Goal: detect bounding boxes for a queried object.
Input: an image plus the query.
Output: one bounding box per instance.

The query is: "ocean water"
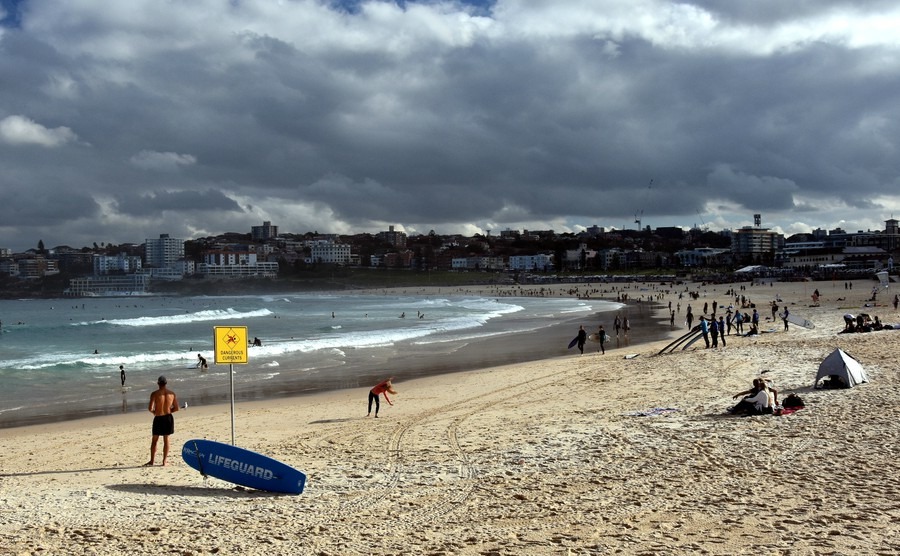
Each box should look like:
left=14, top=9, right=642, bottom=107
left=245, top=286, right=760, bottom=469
left=0, top=293, right=620, bottom=427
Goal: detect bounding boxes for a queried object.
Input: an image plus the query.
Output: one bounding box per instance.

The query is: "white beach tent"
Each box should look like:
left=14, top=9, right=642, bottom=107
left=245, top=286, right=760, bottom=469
left=814, top=348, right=870, bottom=388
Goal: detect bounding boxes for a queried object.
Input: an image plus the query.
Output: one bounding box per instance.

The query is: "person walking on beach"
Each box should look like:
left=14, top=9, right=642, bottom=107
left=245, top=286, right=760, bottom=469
left=119, top=365, right=126, bottom=387
left=614, top=315, right=621, bottom=337
left=576, top=325, right=587, bottom=355
left=709, top=316, right=719, bottom=348
left=596, top=325, right=608, bottom=354
left=782, top=307, right=790, bottom=331
left=146, top=376, right=178, bottom=466
left=718, top=316, right=727, bottom=348
left=367, top=377, right=397, bottom=418
left=686, top=307, right=694, bottom=329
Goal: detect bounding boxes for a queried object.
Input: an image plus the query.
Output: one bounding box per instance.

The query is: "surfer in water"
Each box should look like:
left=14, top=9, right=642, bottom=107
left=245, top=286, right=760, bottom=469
left=119, top=365, right=126, bottom=387
left=196, top=353, right=208, bottom=370
left=367, top=378, right=397, bottom=418
left=146, top=376, right=179, bottom=466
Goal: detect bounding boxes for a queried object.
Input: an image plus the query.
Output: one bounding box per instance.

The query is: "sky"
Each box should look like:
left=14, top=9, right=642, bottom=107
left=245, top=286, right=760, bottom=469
left=2, top=0, right=900, bottom=252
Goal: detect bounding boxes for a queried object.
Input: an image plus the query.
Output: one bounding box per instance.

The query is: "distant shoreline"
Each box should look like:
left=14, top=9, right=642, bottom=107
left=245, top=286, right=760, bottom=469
left=0, top=268, right=692, bottom=299
left=0, top=294, right=672, bottom=429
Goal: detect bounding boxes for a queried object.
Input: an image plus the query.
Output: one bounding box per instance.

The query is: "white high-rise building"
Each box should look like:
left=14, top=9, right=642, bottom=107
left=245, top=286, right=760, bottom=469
left=309, top=240, right=352, bottom=264
left=144, top=234, right=184, bottom=268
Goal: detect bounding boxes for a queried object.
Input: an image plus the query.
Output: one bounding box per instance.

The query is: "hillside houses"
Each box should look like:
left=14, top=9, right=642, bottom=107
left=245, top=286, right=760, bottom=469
left=1, top=217, right=898, bottom=296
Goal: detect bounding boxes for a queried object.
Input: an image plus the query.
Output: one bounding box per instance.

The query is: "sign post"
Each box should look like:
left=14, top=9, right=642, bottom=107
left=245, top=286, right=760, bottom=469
left=213, top=326, right=248, bottom=445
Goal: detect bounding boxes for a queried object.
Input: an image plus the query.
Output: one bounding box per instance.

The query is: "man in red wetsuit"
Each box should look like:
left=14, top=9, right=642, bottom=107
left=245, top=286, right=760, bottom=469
left=367, top=378, right=397, bottom=418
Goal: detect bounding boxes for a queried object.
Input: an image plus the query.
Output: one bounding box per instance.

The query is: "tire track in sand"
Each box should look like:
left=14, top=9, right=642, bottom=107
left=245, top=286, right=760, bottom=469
left=301, top=367, right=581, bottom=530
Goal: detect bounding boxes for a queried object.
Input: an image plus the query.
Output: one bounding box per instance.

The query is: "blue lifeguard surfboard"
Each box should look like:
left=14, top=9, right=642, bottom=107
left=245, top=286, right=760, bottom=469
left=182, top=439, right=307, bottom=494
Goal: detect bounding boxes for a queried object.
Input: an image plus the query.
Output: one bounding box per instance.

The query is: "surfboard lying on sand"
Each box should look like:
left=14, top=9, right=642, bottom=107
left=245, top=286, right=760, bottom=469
left=785, top=313, right=815, bottom=329
left=182, top=439, right=307, bottom=494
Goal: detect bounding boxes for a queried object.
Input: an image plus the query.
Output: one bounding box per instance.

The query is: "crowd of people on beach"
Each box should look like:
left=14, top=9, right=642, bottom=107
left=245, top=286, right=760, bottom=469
left=841, top=312, right=899, bottom=333
left=131, top=277, right=892, bottom=467
left=571, top=312, right=633, bottom=356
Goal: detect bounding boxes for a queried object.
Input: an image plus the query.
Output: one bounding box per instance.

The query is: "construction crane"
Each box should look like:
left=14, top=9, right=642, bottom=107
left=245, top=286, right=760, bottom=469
left=696, top=210, right=708, bottom=231
left=634, top=179, right=652, bottom=231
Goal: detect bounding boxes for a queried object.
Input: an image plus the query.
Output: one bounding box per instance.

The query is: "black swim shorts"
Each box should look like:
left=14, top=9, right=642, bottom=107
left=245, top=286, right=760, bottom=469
left=152, top=414, right=175, bottom=436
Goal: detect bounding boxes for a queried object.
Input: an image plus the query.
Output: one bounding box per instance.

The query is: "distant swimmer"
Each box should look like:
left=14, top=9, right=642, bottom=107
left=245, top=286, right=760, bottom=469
left=120, top=365, right=126, bottom=387
left=400, top=312, right=405, bottom=318
left=367, top=377, right=397, bottom=418
left=196, top=353, right=208, bottom=370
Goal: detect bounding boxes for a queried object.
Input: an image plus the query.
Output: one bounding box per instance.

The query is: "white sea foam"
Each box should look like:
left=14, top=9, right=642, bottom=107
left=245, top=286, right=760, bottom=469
left=0, top=292, right=623, bottom=426
left=95, top=308, right=274, bottom=327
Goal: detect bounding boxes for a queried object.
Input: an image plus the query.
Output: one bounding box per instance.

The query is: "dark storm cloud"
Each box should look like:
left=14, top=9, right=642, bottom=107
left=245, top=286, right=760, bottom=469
left=0, top=182, right=99, bottom=224
left=115, top=189, right=244, bottom=217
left=0, top=0, right=898, bottom=250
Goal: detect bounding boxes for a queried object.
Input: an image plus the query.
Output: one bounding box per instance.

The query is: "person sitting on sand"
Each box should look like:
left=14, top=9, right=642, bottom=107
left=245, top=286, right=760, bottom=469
left=730, top=379, right=776, bottom=415
left=367, top=377, right=397, bottom=418
left=732, top=378, right=778, bottom=405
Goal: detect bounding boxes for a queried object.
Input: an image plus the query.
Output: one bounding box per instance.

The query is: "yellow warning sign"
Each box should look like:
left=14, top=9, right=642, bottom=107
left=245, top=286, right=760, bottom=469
left=214, top=326, right=248, bottom=364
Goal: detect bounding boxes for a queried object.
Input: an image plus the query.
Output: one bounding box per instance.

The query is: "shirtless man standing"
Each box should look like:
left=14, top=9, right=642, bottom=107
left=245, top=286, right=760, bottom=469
left=146, top=376, right=178, bottom=466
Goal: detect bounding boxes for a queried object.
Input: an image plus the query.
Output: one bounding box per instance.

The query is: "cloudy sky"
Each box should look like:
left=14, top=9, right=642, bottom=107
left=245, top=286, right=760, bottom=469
left=2, top=0, right=899, bottom=252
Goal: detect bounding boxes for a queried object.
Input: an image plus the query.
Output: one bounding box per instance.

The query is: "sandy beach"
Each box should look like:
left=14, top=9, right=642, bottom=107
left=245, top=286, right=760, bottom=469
left=2, top=278, right=900, bottom=555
